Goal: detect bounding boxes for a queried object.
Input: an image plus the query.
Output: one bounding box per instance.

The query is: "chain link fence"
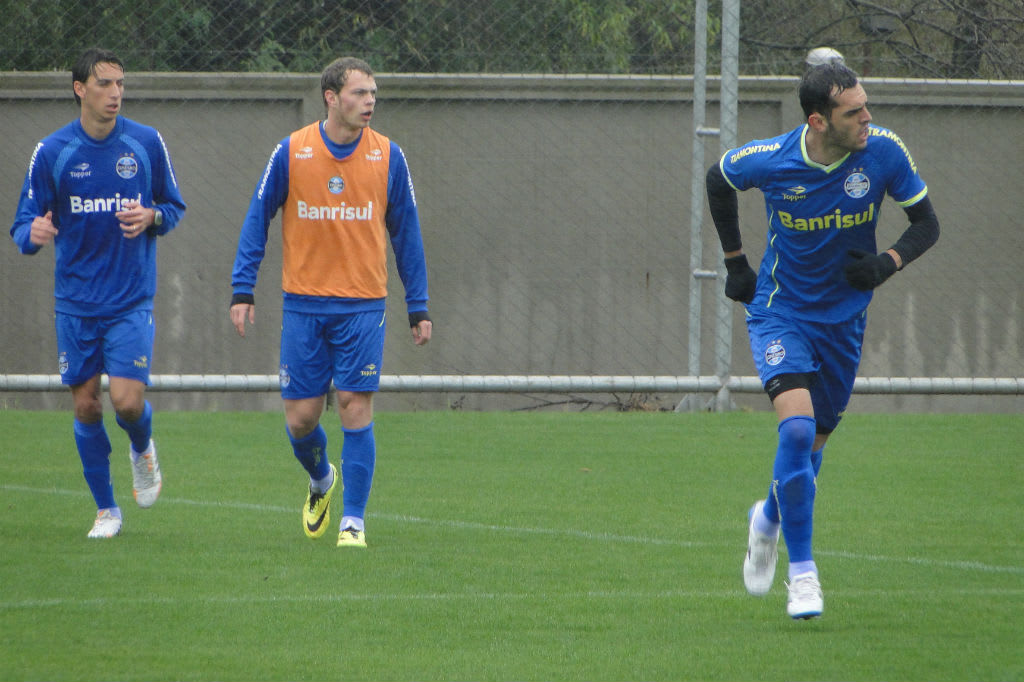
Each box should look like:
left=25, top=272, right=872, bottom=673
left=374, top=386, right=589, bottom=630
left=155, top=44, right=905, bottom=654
left=3, top=0, right=1022, bottom=78
left=1, top=1, right=1022, bottom=413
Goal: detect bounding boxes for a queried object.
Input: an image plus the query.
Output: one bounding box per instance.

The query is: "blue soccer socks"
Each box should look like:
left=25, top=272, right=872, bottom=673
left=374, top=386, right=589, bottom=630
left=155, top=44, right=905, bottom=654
left=288, top=423, right=331, bottom=482
left=773, top=415, right=817, bottom=564
left=341, top=423, right=376, bottom=521
left=115, top=400, right=153, bottom=457
left=74, top=418, right=116, bottom=510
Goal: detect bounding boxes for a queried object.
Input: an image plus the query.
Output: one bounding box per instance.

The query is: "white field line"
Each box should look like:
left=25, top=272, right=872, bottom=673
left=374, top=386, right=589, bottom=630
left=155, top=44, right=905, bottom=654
left=6, top=585, right=1024, bottom=612
left=4, top=483, right=1023, bottom=580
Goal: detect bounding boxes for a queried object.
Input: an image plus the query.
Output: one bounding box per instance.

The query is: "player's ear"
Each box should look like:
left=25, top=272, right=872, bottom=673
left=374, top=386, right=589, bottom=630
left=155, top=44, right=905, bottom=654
left=807, top=111, right=827, bottom=132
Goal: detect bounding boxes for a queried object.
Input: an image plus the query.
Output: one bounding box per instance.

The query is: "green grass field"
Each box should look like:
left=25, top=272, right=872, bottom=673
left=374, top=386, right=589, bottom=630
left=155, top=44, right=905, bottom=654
left=1, top=409, right=1021, bottom=681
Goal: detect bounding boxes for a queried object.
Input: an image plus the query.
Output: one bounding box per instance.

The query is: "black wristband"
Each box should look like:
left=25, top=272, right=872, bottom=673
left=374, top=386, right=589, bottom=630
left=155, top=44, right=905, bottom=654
left=408, top=311, right=431, bottom=327
left=231, top=293, right=254, bottom=307
left=724, top=254, right=751, bottom=274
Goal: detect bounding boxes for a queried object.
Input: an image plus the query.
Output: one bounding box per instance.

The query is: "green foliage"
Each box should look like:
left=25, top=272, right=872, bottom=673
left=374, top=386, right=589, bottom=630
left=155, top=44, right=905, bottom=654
left=737, top=0, right=1024, bottom=79
left=0, top=410, right=1021, bottom=680
left=0, top=0, right=1019, bottom=77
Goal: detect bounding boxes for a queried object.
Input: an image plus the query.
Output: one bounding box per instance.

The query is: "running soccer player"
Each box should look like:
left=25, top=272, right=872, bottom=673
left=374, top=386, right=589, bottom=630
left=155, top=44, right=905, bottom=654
left=229, top=57, right=432, bottom=548
left=705, top=60, right=939, bottom=618
left=10, top=47, right=187, bottom=538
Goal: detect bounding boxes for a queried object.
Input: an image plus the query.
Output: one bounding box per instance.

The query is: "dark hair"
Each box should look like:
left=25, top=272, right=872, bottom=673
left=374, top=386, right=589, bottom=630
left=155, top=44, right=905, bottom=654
left=72, top=47, right=123, bottom=105
left=799, top=61, right=859, bottom=119
left=320, top=57, right=374, bottom=112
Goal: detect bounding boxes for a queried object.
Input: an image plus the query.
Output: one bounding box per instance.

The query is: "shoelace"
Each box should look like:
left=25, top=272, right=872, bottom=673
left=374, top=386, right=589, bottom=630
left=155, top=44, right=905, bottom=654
left=135, top=454, right=155, bottom=478
left=750, top=535, right=776, bottom=564
left=92, top=512, right=118, bottom=532
left=788, top=577, right=821, bottom=597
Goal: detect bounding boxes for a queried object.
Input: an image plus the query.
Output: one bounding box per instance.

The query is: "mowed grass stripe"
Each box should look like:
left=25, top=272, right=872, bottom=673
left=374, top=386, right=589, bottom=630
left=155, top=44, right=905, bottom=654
left=3, top=482, right=1020, bottom=574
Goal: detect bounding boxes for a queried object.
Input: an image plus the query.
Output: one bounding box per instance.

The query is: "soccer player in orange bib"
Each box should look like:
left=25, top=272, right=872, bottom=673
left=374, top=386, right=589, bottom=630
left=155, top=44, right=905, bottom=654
left=230, top=57, right=432, bottom=548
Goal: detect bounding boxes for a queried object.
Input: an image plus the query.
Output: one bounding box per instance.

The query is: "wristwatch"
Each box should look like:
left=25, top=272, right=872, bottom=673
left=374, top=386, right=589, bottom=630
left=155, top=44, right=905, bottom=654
left=153, top=209, right=163, bottom=227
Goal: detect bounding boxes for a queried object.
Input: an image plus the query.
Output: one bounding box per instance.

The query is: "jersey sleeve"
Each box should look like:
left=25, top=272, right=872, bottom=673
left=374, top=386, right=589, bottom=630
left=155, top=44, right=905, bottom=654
left=719, top=130, right=793, bottom=193
left=231, top=139, right=291, bottom=297
left=9, top=142, right=52, bottom=255
left=385, top=141, right=429, bottom=313
left=149, top=130, right=187, bottom=235
left=877, top=130, right=928, bottom=208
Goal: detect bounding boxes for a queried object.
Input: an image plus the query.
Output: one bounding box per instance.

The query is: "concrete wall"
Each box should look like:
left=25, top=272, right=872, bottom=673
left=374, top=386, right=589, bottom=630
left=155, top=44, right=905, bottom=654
left=1, top=72, right=1021, bottom=412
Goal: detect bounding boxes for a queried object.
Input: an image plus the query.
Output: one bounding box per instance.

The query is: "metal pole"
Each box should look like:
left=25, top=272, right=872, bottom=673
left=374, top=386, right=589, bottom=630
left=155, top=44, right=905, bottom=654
left=688, top=0, right=711, bottom=379
left=678, top=0, right=722, bottom=413
left=714, top=0, right=741, bottom=412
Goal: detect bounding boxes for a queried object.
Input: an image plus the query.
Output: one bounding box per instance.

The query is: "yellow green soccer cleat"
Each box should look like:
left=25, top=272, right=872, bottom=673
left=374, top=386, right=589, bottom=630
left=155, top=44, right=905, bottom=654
left=303, top=464, right=338, bottom=539
left=337, top=527, right=367, bottom=548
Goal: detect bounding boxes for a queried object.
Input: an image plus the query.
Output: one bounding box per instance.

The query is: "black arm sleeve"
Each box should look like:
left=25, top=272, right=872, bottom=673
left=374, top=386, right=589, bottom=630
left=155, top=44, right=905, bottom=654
left=890, top=196, right=940, bottom=268
left=705, top=163, right=743, bottom=253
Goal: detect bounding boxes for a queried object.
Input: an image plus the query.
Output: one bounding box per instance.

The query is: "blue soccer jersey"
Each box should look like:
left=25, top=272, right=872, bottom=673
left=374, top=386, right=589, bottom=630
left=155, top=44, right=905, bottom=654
left=10, top=117, right=186, bottom=317
left=720, top=123, right=927, bottom=323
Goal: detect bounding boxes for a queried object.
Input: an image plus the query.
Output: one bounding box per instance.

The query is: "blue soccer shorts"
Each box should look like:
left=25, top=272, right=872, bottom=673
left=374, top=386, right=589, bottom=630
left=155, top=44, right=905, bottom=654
left=55, top=309, right=155, bottom=386
left=279, top=309, right=387, bottom=399
left=745, top=308, right=867, bottom=432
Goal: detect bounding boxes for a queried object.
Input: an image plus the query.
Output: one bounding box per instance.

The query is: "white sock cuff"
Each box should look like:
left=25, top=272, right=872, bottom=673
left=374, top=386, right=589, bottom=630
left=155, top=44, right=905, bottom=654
left=340, top=516, right=364, bottom=532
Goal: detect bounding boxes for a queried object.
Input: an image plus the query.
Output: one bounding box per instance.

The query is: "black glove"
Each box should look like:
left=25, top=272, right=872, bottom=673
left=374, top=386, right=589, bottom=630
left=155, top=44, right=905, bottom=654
left=723, top=254, right=757, bottom=303
left=844, top=249, right=897, bottom=291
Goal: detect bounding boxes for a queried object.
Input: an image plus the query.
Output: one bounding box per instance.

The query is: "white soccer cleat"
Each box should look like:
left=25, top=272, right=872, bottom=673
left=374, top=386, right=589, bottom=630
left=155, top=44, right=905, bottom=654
left=786, top=572, right=824, bottom=619
left=743, top=499, right=779, bottom=596
left=131, top=440, right=162, bottom=508
left=87, top=509, right=122, bottom=538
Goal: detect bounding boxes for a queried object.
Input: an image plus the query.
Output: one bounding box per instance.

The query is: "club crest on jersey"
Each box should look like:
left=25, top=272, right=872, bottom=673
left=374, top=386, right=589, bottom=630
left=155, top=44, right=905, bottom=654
left=116, top=154, right=139, bottom=179
left=765, top=342, right=785, bottom=367
left=844, top=172, right=870, bottom=198
left=328, top=176, right=345, bottom=194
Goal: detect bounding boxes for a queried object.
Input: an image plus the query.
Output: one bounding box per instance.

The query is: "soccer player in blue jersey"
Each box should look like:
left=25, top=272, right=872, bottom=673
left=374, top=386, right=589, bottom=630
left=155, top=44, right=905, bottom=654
left=10, top=48, right=187, bottom=539
left=229, top=57, right=431, bottom=548
left=705, top=61, right=939, bottom=619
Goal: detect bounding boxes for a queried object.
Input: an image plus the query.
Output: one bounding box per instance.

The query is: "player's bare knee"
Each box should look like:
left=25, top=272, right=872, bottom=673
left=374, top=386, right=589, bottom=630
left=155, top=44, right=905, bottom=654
left=336, top=390, right=374, bottom=428
left=285, top=414, right=321, bottom=439
left=73, top=401, right=103, bottom=424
